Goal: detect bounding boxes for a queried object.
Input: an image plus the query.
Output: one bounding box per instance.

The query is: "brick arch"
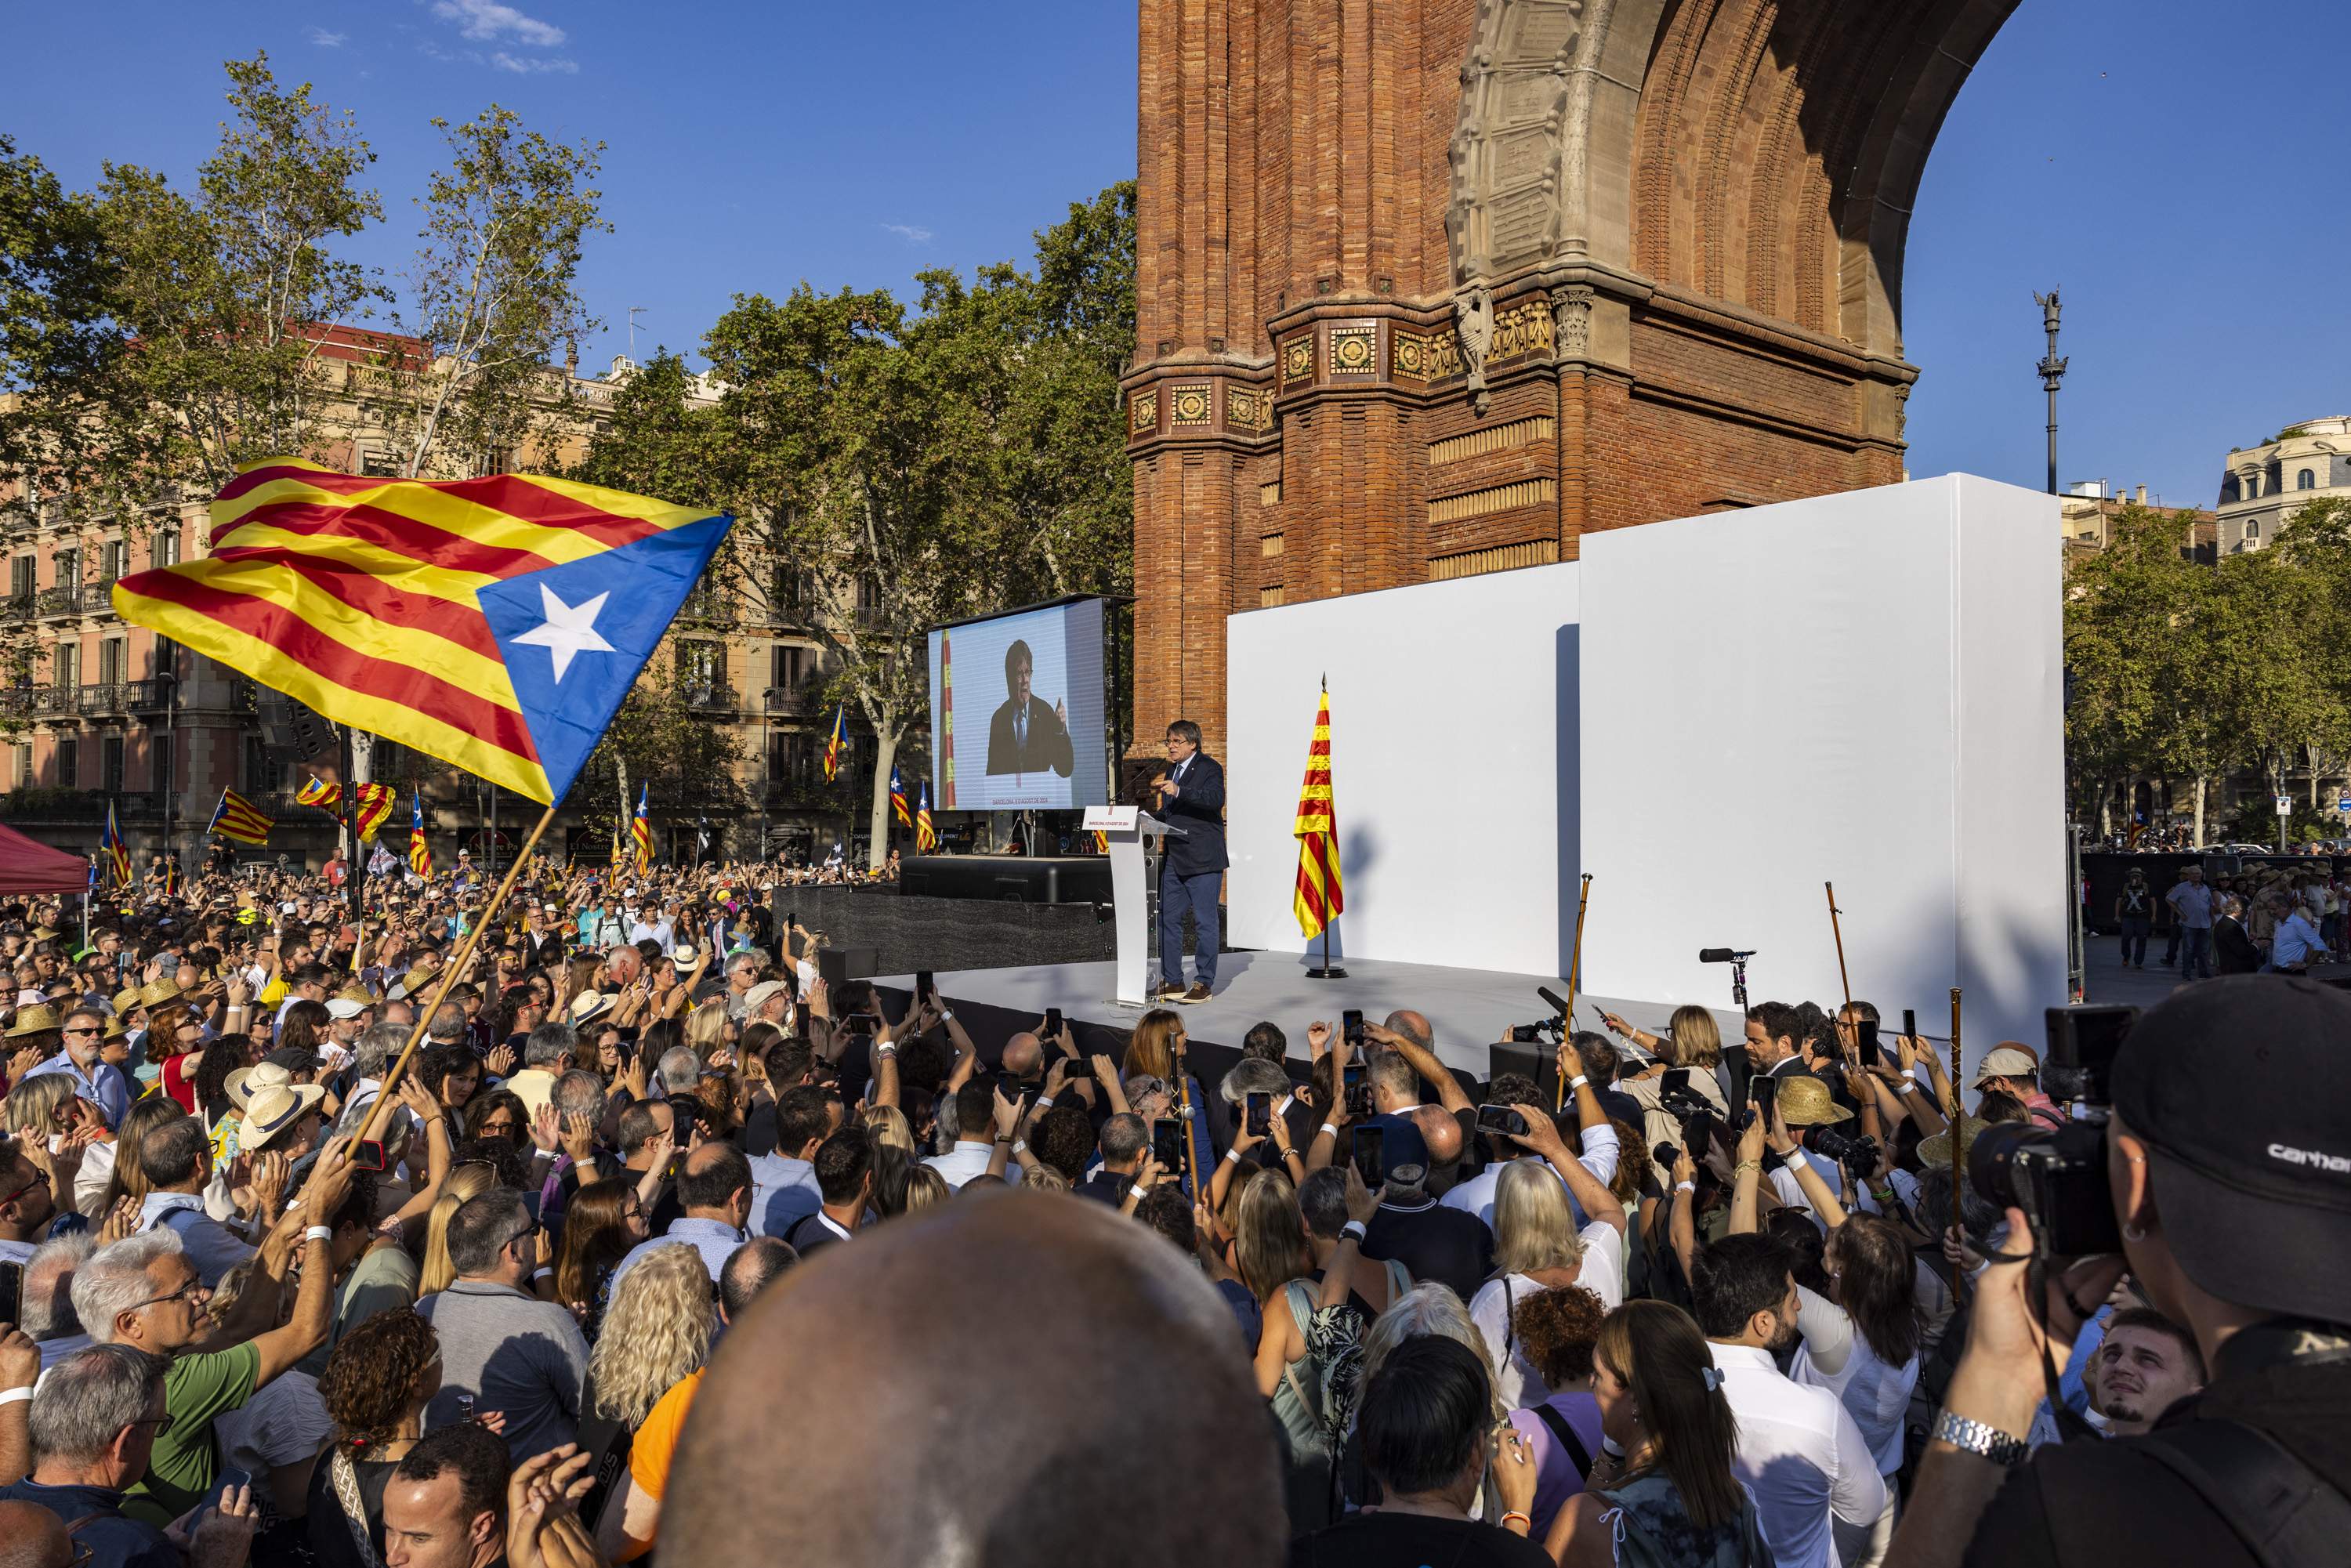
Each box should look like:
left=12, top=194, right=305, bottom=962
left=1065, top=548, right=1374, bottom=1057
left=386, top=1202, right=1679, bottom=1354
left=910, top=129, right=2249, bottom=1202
left=1448, top=0, right=2020, bottom=357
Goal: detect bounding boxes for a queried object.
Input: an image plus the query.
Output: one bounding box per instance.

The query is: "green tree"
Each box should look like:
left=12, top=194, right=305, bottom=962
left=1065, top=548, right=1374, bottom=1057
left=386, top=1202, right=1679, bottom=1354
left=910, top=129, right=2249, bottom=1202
left=0, top=136, right=118, bottom=483
left=81, top=53, right=381, bottom=512
left=376, top=105, right=606, bottom=479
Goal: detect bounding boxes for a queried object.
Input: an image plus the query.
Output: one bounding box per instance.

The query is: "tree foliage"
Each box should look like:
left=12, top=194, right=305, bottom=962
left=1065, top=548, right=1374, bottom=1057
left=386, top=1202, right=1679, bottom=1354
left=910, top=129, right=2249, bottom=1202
left=577, top=184, right=1138, bottom=864
left=378, top=105, right=607, bottom=479
left=2067, top=498, right=2351, bottom=843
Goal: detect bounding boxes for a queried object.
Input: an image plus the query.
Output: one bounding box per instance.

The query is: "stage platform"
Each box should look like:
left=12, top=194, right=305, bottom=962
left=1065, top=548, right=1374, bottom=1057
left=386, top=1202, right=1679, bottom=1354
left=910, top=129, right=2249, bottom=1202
left=876, top=951, right=1752, bottom=1081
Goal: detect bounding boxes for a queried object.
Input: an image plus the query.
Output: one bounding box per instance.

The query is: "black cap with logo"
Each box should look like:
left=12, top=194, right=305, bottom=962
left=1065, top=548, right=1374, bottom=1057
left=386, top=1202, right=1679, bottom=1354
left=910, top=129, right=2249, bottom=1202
left=2113, top=975, right=2351, bottom=1322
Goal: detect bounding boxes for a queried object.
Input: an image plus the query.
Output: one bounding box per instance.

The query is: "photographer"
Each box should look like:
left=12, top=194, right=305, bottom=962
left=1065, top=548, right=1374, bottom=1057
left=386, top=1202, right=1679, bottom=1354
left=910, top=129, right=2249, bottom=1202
left=1889, top=977, right=2351, bottom=1568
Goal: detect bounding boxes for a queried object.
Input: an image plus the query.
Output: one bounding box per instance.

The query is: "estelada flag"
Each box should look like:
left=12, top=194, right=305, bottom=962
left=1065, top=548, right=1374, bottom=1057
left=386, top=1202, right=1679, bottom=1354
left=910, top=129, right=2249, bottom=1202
left=353, top=783, right=395, bottom=843
left=915, top=781, right=937, bottom=853
left=824, top=704, right=846, bottom=782
left=1293, top=684, right=1344, bottom=939
left=632, top=783, right=654, bottom=873
left=889, top=764, right=912, bottom=828
left=110, top=458, right=732, bottom=806
left=101, top=799, right=132, bottom=887
left=408, top=791, right=433, bottom=877
left=208, top=788, right=276, bottom=846
left=295, top=774, right=342, bottom=809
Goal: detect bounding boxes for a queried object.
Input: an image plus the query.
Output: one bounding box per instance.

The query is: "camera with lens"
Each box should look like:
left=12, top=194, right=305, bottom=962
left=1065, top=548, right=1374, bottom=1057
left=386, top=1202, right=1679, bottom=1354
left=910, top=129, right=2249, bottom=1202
left=1509, top=1017, right=1564, bottom=1045
left=1801, top=1121, right=1878, bottom=1178
left=1965, top=1005, right=2135, bottom=1257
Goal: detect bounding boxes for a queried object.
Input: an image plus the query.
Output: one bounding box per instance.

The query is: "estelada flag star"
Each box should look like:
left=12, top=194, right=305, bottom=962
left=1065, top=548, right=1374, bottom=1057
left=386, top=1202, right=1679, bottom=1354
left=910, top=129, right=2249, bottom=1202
left=110, top=458, right=734, bottom=806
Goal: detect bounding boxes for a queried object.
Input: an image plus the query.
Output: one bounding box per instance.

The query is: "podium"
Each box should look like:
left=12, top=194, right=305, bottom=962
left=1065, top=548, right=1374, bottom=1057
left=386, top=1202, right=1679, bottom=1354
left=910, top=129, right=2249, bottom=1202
left=1088, top=806, right=1185, bottom=1005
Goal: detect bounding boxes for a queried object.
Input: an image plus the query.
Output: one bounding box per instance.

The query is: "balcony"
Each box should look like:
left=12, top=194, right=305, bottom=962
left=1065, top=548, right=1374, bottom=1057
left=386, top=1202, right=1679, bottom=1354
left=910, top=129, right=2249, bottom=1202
left=682, top=681, right=738, bottom=714
left=35, top=585, right=82, bottom=618
left=77, top=683, right=130, bottom=718
left=0, top=789, right=163, bottom=822
left=126, top=678, right=173, bottom=714
left=0, top=595, right=32, bottom=625
left=762, top=684, right=825, bottom=716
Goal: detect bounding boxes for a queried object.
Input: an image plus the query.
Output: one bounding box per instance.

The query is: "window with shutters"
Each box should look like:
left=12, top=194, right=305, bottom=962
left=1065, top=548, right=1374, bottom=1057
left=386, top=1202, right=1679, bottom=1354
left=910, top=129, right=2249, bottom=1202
left=56, top=737, right=78, bottom=788
left=151, top=530, right=181, bottom=568
left=54, top=642, right=78, bottom=688
left=102, top=735, right=123, bottom=793
left=99, top=639, right=125, bottom=684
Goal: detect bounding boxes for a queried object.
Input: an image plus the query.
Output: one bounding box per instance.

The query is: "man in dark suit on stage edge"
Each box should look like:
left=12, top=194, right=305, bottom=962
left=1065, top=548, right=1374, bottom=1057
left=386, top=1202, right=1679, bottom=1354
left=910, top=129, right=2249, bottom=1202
left=1152, top=719, right=1226, bottom=1003
left=984, top=638, right=1074, bottom=777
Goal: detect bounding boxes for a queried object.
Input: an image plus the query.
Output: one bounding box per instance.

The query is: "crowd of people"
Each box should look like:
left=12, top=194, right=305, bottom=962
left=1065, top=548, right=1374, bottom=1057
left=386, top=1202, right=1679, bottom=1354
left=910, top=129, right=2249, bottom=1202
left=0, top=856, right=2341, bottom=1568
left=2112, top=862, right=2342, bottom=977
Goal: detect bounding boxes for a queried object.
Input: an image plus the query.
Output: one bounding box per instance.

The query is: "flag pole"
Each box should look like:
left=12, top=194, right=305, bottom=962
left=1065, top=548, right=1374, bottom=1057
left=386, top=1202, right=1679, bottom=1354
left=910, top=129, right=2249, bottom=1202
left=357, top=802, right=560, bottom=1146
left=1306, top=672, right=1346, bottom=980
left=1557, top=874, right=1592, bottom=1112
left=1826, top=882, right=1852, bottom=1012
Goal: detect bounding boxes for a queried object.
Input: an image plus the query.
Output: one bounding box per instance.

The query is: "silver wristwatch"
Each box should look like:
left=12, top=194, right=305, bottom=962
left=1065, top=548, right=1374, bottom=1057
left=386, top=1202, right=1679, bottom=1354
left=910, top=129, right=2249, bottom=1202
left=1932, top=1410, right=2028, bottom=1467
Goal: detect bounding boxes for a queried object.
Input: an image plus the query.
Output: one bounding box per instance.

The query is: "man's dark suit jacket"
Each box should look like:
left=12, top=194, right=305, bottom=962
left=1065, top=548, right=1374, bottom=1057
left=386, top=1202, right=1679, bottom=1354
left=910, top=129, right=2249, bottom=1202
left=1159, top=751, right=1227, bottom=877
left=985, top=695, right=1074, bottom=776
left=2215, top=916, right=2262, bottom=975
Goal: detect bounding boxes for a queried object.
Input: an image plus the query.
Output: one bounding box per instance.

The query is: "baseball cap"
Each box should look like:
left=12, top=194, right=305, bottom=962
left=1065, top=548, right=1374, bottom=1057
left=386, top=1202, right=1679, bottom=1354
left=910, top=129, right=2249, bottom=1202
left=1971, top=1046, right=2039, bottom=1087
left=2112, top=975, right=2351, bottom=1321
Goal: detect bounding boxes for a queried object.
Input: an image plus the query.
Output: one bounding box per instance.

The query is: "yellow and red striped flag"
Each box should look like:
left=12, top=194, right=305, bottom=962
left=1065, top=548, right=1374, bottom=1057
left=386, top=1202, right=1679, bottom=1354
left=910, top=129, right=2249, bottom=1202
left=823, top=704, right=846, bottom=783
left=915, top=781, right=937, bottom=852
left=1293, top=684, right=1343, bottom=938
left=295, top=773, right=342, bottom=809
left=110, top=458, right=732, bottom=806
left=208, top=788, right=276, bottom=846
left=353, top=782, right=395, bottom=843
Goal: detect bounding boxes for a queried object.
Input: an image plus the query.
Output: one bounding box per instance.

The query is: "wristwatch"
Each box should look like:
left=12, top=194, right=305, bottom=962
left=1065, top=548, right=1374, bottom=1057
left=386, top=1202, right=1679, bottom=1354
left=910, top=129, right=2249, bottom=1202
left=1931, top=1410, right=2028, bottom=1468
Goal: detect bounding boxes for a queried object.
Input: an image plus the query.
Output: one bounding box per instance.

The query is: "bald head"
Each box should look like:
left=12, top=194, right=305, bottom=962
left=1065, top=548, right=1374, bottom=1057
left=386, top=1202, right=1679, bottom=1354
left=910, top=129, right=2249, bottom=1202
left=1384, top=1009, right=1433, bottom=1051
left=0, top=1504, right=69, bottom=1568
left=1410, top=1103, right=1462, bottom=1166
left=666, top=1193, right=1281, bottom=1568
left=1000, top=1032, right=1041, bottom=1079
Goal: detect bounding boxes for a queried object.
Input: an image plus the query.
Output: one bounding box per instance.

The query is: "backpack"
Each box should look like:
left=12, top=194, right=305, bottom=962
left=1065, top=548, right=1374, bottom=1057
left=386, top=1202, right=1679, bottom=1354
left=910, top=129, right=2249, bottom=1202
left=1594, top=1470, right=1773, bottom=1568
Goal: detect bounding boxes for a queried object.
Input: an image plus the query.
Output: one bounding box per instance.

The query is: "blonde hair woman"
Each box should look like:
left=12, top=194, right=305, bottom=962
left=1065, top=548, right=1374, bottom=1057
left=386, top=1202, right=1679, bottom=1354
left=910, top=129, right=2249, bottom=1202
left=1621, top=1003, right=1731, bottom=1158
left=1468, top=1158, right=1631, bottom=1408
left=1120, top=1009, right=1208, bottom=1192
left=6, top=1073, right=114, bottom=1221
left=900, top=1164, right=950, bottom=1216
left=684, top=998, right=730, bottom=1058
left=863, top=1103, right=915, bottom=1155
left=417, top=1162, right=500, bottom=1295
left=587, top=1244, right=716, bottom=1563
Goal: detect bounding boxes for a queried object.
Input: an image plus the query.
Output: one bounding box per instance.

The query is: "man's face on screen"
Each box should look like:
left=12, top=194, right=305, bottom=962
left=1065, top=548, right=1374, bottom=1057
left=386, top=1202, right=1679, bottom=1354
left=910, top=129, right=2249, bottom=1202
left=1010, top=655, right=1031, bottom=704
left=1165, top=731, right=1197, bottom=764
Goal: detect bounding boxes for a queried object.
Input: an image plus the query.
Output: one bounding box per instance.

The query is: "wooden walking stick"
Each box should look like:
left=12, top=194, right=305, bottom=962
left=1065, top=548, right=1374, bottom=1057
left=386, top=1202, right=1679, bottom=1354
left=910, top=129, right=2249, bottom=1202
left=356, top=802, right=561, bottom=1145
left=1826, top=882, right=1853, bottom=1012
left=1558, top=874, right=1592, bottom=1111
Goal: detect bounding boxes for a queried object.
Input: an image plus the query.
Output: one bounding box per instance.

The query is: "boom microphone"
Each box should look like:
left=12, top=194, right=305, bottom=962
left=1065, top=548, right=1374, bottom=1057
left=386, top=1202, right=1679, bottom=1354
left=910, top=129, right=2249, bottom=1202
left=1697, top=947, right=1755, bottom=964
left=1537, top=986, right=1571, bottom=1017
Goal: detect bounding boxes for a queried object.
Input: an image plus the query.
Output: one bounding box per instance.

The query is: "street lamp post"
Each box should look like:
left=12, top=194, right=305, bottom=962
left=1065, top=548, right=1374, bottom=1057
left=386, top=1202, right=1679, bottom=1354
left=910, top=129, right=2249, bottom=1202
left=2035, top=288, right=2067, bottom=496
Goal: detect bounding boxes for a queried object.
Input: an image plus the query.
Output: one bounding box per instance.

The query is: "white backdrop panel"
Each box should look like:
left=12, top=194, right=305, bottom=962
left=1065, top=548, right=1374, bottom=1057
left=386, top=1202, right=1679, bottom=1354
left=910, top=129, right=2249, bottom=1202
left=1226, top=564, right=1581, bottom=976
left=1577, top=474, right=2066, bottom=1066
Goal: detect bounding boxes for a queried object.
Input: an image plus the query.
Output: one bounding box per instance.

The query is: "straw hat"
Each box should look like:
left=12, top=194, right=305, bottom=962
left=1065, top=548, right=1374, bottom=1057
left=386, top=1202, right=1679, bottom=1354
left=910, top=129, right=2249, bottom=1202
left=224, top=1060, right=296, bottom=1110
left=5, top=1004, right=59, bottom=1037
left=567, top=989, right=614, bottom=1025
left=112, top=987, right=144, bottom=1017
left=1773, top=1074, right=1854, bottom=1128
left=1918, top=1117, right=1994, bottom=1168
left=29, top=926, right=57, bottom=942
left=241, top=1083, right=328, bottom=1151
left=139, top=977, right=183, bottom=1007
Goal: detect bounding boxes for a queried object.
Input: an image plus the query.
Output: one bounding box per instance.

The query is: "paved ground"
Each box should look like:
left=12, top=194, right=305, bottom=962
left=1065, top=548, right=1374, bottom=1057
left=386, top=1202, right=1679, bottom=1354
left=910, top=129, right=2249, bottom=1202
left=2080, top=929, right=2207, bottom=1009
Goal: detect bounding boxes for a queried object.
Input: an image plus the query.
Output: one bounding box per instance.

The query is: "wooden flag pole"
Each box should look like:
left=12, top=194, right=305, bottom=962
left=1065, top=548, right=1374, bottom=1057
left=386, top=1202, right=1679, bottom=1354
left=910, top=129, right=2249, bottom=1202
left=1947, top=984, right=1967, bottom=1292
left=1557, top=874, right=1592, bottom=1112
left=357, top=802, right=560, bottom=1146
left=1826, top=882, right=1852, bottom=1012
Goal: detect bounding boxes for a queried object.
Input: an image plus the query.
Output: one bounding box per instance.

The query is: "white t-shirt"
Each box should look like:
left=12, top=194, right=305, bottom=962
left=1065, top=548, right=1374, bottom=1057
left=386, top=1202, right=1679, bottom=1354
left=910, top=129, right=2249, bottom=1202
left=1467, top=1221, right=1626, bottom=1410
left=1789, top=1284, right=1921, bottom=1474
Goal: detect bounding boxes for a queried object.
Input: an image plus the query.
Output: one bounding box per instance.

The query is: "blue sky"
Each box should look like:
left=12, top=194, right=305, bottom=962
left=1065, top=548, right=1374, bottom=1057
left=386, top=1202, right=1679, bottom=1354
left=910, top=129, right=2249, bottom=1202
left=9, top=0, right=2344, bottom=509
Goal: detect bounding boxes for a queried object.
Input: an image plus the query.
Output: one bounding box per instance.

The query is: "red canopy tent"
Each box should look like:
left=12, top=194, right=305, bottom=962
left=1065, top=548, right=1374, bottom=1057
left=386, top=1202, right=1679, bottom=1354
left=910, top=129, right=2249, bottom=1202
left=0, top=820, right=96, bottom=896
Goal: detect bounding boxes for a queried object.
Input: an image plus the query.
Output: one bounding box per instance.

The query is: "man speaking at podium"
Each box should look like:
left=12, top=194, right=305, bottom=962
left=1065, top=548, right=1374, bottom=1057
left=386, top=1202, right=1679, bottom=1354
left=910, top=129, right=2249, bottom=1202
left=985, top=638, right=1074, bottom=776
left=1153, top=719, right=1226, bottom=1003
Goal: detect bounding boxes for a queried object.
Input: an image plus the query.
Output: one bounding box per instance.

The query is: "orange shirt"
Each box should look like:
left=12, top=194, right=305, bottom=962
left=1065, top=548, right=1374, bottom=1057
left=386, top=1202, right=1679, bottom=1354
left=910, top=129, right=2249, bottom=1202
left=629, top=1365, right=705, bottom=1498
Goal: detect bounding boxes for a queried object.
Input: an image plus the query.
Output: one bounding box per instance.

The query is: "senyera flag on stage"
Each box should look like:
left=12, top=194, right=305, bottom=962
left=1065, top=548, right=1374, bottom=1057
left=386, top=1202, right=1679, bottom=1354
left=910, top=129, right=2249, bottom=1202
left=1293, top=684, right=1344, bottom=938
left=110, top=458, right=734, bottom=806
